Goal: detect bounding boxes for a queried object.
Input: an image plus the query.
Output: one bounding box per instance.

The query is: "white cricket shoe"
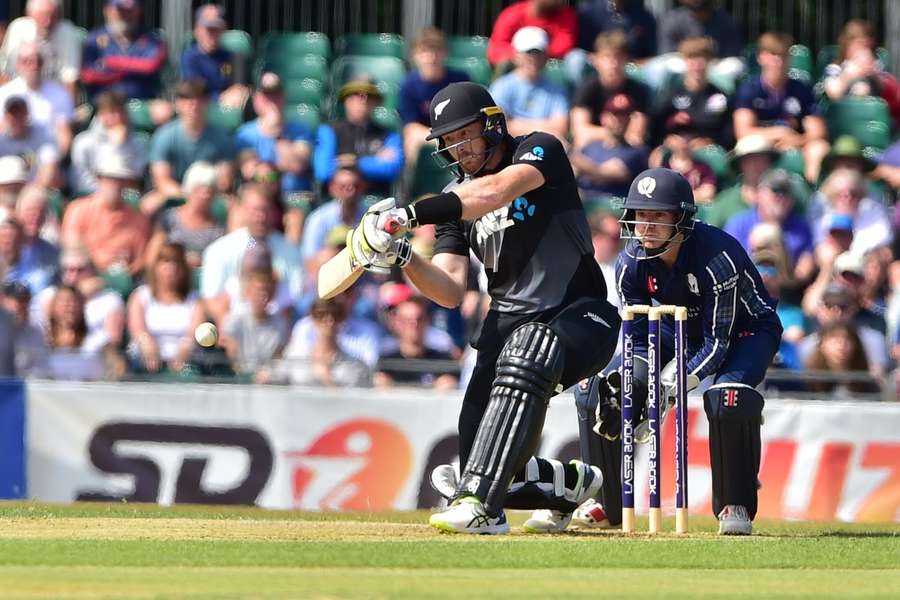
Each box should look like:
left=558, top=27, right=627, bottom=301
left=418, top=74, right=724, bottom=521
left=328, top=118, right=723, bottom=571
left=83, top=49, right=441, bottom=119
left=570, top=498, right=613, bottom=529
left=523, top=460, right=603, bottom=533
left=429, top=496, right=510, bottom=535
left=717, top=504, right=753, bottom=535
left=429, top=464, right=458, bottom=500
left=634, top=395, right=675, bottom=444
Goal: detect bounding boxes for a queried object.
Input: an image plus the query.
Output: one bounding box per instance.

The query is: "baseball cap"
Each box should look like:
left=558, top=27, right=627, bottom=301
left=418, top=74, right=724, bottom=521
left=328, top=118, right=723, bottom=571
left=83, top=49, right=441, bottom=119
left=759, top=169, right=794, bottom=197
left=833, top=251, right=864, bottom=277
left=379, top=282, right=414, bottom=308
left=257, top=72, right=283, bottom=95
left=824, top=213, right=854, bottom=233
left=729, top=134, right=780, bottom=170
left=95, top=147, right=141, bottom=180
left=603, top=93, right=636, bottom=114
left=512, top=26, right=549, bottom=54
left=195, top=4, right=226, bottom=29
left=0, top=156, right=29, bottom=185
left=338, top=76, right=383, bottom=102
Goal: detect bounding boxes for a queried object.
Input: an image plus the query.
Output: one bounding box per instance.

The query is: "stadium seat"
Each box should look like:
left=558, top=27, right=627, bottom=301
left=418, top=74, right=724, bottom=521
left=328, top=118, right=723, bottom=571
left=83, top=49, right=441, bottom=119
left=283, top=103, right=321, bottom=131
left=410, top=143, right=454, bottom=198
left=692, top=144, right=730, bottom=181
left=220, top=29, right=253, bottom=58
left=825, top=97, right=891, bottom=144
left=788, top=44, right=813, bottom=83
left=282, top=77, right=327, bottom=107
left=542, top=59, right=570, bottom=92
left=371, top=106, right=401, bottom=131
left=260, top=31, right=331, bottom=64
left=126, top=99, right=154, bottom=133
left=854, top=120, right=891, bottom=150
left=259, top=54, right=329, bottom=84
left=446, top=56, right=491, bottom=86
left=447, top=36, right=488, bottom=59
left=335, top=33, right=406, bottom=59
left=816, top=45, right=890, bottom=79
left=776, top=148, right=806, bottom=178
left=102, top=269, right=135, bottom=300
left=331, top=55, right=407, bottom=89
left=206, top=105, right=244, bottom=132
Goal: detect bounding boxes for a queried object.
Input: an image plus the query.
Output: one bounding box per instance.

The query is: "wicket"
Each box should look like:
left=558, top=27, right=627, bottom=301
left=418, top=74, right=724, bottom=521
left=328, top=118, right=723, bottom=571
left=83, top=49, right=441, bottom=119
left=620, top=305, right=689, bottom=534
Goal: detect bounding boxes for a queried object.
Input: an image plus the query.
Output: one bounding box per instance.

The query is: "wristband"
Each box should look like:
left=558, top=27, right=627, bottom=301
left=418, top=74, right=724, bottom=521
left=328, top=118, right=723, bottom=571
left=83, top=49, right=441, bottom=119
left=411, top=191, right=462, bottom=225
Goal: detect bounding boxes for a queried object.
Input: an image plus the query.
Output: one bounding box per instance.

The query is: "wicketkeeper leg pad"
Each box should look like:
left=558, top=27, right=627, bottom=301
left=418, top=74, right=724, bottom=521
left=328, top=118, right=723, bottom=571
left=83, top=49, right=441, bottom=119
left=456, top=322, right=565, bottom=516
left=574, top=374, right=622, bottom=524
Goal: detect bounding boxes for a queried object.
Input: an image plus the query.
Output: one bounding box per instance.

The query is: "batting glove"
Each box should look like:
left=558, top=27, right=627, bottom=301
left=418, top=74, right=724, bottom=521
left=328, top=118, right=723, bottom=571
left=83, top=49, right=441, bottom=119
left=361, top=198, right=418, bottom=253
left=347, top=227, right=390, bottom=275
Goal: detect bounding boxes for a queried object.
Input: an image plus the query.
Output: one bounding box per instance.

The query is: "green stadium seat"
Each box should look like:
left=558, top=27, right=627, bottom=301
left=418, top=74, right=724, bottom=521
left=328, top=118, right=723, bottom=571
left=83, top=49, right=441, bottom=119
left=692, top=144, right=730, bottom=181
left=335, top=33, right=406, bottom=59
left=854, top=120, right=891, bottom=150
left=260, top=32, right=331, bottom=63
left=283, top=103, right=321, bottom=131
left=206, top=104, right=244, bottom=132
left=126, top=99, right=154, bottom=133
left=624, top=62, right=646, bottom=84
left=371, top=106, right=401, bottom=131
left=410, top=143, right=455, bottom=199
left=788, top=44, right=813, bottom=83
left=542, top=59, right=570, bottom=92
left=777, top=148, right=805, bottom=178
left=220, top=29, right=252, bottom=58
left=102, top=269, right=135, bottom=300
left=282, top=77, right=326, bottom=107
left=447, top=36, right=488, bottom=59
left=331, top=55, right=407, bottom=89
left=263, top=54, right=329, bottom=84
left=446, top=56, right=491, bottom=86
left=825, top=97, right=891, bottom=143
left=210, top=194, right=230, bottom=225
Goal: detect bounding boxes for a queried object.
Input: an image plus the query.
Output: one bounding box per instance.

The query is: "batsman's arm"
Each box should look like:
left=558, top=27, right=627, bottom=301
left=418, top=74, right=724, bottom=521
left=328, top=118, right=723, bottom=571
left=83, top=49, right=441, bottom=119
left=404, top=252, right=469, bottom=309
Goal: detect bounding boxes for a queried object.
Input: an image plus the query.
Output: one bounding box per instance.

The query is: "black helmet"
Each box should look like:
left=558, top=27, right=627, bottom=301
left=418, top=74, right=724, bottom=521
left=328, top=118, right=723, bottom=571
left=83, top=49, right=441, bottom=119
left=620, top=168, right=697, bottom=259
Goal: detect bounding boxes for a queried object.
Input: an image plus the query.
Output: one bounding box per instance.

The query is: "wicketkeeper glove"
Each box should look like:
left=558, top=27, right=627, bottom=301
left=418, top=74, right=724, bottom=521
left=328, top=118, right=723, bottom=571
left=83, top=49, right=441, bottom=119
left=592, top=370, right=623, bottom=441
left=660, top=359, right=700, bottom=400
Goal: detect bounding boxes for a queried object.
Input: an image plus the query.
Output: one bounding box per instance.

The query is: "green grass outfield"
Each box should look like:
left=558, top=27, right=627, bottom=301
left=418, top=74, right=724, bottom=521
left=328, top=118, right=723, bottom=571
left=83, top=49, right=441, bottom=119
left=0, top=502, right=897, bottom=599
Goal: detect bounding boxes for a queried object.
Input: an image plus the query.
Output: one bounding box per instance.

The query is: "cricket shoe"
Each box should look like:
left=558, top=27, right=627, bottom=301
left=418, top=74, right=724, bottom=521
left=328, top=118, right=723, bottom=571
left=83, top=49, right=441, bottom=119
left=634, top=395, right=675, bottom=444
left=717, top=505, right=753, bottom=535
left=523, top=460, right=603, bottom=533
left=429, top=464, right=458, bottom=500
left=570, top=498, right=613, bottom=529
left=429, top=496, right=510, bottom=535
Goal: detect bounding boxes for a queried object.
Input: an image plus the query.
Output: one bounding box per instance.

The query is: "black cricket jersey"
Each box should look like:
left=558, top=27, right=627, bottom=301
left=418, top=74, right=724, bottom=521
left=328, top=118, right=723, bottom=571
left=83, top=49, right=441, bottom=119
left=432, top=132, right=607, bottom=314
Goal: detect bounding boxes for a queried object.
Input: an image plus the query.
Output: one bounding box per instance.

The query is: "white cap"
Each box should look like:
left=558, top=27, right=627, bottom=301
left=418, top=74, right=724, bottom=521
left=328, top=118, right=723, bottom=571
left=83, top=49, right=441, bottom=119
left=182, top=161, right=217, bottom=195
left=512, top=26, right=549, bottom=54
left=0, top=155, right=29, bottom=185
left=95, top=146, right=140, bottom=180
left=833, top=251, right=864, bottom=276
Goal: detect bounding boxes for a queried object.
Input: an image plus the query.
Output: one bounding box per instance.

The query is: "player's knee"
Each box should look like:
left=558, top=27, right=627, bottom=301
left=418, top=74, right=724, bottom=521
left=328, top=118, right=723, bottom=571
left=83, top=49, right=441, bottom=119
left=574, top=375, right=602, bottom=412
left=495, top=322, right=565, bottom=402
left=703, top=384, right=764, bottom=421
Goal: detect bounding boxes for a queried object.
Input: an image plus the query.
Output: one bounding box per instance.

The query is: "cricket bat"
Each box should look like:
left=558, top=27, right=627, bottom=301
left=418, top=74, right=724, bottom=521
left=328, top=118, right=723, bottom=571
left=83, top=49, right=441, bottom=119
left=317, top=218, right=401, bottom=299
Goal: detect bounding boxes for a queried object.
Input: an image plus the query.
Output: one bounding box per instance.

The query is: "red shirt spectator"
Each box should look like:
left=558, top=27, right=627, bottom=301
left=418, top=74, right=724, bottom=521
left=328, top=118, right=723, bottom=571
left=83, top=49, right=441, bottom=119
left=487, top=0, right=577, bottom=65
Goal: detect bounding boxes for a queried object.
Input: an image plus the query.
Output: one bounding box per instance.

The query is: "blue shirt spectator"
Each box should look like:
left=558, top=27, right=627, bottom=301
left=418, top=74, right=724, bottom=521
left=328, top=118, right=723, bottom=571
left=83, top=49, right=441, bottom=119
left=725, top=209, right=814, bottom=265
left=181, top=46, right=235, bottom=101
left=576, top=140, right=648, bottom=198
left=0, top=219, right=55, bottom=296
left=399, top=67, right=469, bottom=127
left=236, top=120, right=314, bottom=193
left=657, top=2, right=742, bottom=58
left=301, top=167, right=368, bottom=265
left=576, top=0, right=657, bottom=59
left=734, top=76, right=819, bottom=131
left=489, top=71, right=569, bottom=124
left=149, top=119, right=235, bottom=183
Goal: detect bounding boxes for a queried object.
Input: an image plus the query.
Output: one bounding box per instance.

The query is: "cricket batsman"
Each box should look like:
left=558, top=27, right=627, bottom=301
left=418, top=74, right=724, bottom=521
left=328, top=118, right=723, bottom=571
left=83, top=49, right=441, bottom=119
left=571, top=168, right=783, bottom=535
left=345, top=82, right=621, bottom=534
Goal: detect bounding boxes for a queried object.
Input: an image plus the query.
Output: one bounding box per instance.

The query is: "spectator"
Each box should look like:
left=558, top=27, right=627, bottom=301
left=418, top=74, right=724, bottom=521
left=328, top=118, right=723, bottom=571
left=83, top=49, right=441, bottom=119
left=145, top=161, right=224, bottom=270
left=38, top=285, right=107, bottom=381
left=69, top=90, right=148, bottom=195
left=180, top=4, right=249, bottom=109
left=648, top=35, right=733, bottom=149
left=398, top=27, right=468, bottom=165
left=575, top=0, right=657, bottom=61
left=375, top=295, right=458, bottom=390
left=0, top=0, right=82, bottom=96
left=0, top=95, right=59, bottom=188
left=302, top=164, right=367, bottom=270
left=14, top=185, right=58, bottom=284
left=200, top=183, right=302, bottom=302
left=734, top=32, right=829, bottom=183
left=811, top=168, right=892, bottom=257
left=804, top=322, right=879, bottom=395
left=275, top=297, right=371, bottom=387
left=590, top=212, right=622, bottom=308
left=126, top=242, right=204, bottom=373
left=313, top=77, right=404, bottom=196
left=646, top=0, right=743, bottom=91
left=0, top=41, right=73, bottom=155
left=725, top=169, right=815, bottom=281
left=145, top=80, right=235, bottom=215
left=81, top=0, right=169, bottom=120
left=235, top=72, right=314, bottom=197
left=0, top=280, right=46, bottom=375
left=570, top=31, right=650, bottom=150
left=0, top=155, right=29, bottom=219
left=489, top=26, right=569, bottom=141
left=822, top=20, right=900, bottom=126
left=0, top=217, right=54, bottom=295
left=753, top=247, right=806, bottom=346
left=860, top=246, right=891, bottom=323
left=32, top=245, right=124, bottom=354
left=487, top=0, right=577, bottom=67
left=571, top=93, right=648, bottom=202
left=61, top=147, right=150, bottom=276
left=872, top=137, right=900, bottom=190
left=654, top=129, right=717, bottom=204
left=220, top=268, right=290, bottom=380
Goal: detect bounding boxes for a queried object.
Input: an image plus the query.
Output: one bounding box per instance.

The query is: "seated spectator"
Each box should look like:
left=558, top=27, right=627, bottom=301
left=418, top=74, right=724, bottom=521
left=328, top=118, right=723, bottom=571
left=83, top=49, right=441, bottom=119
left=235, top=73, right=314, bottom=197
left=860, top=245, right=891, bottom=323
left=80, top=0, right=171, bottom=124
left=61, top=147, right=150, bottom=276
left=0, top=303, right=14, bottom=377
left=0, top=280, right=47, bottom=375
left=69, top=90, right=148, bottom=195
left=32, top=245, right=124, bottom=354
left=126, top=242, right=204, bottom=373
left=145, top=80, right=235, bottom=215
left=0, top=0, right=82, bottom=97
left=0, top=95, right=59, bottom=188
left=0, top=217, right=54, bottom=295
left=14, top=185, right=58, bottom=282
left=822, top=20, right=900, bottom=126
left=221, top=268, right=290, bottom=379
left=489, top=26, right=568, bottom=141
left=375, top=295, right=459, bottom=390
left=487, top=0, right=577, bottom=68
left=0, top=155, right=29, bottom=219
left=145, top=161, right=225, bottom=270
left=873, top=137, right=900, bottom=190
left=200, top=183, right=302, bottom=302
left=37, top=285, right=107, bottom=381
left=575, top=0, right=657, bottom=64
left=0, top=41, right=73, bottom=155
left=725, top=169, right=815, bottom=281
left=753, top=247, right=806, bottom=346
left=571, top=93, right=648, bottom=202
left=313, top=77, right=404, bottom=196
left=302, top=164, right=367, bottom=271
left=645, top=0, right=744, bottom=90
left=273, top=297, right=371, bottom=387
left=377, top=282, right=460, bottom=356
left=810, top=168, right=892, bottom=257
left=180, top=4, right=249, bottom=109
left=398, top=27, right=468, bottom=165
left=590, top=212, right=623, bottom=307
left=570, top=31, right=649, bottom=150
left=648, top=35, right=733, bottom=149
left=654, top=129, right=717, bottom=203
left=734, top=32, right=829, bottom=183
left=804, top=322, right=880, bottom=395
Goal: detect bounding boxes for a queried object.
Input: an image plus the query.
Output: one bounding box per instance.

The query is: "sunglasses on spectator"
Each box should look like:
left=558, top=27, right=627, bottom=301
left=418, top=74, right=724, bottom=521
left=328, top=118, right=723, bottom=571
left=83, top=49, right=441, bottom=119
left=63, top=264, right=90, bottom=273
left=253, top=171, right=279, bottom=184
left=824, top=301, right=850, bottom=310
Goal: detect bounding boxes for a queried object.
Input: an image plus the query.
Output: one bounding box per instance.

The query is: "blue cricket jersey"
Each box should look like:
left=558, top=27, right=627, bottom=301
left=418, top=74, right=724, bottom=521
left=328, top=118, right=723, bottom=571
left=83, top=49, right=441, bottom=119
left=615, top=221, right=782, bottom=381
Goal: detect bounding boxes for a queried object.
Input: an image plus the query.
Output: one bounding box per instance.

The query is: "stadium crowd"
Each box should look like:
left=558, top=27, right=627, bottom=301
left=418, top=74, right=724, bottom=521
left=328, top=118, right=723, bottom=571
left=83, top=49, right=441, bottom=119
left=0, top=0, right=898, bottom=399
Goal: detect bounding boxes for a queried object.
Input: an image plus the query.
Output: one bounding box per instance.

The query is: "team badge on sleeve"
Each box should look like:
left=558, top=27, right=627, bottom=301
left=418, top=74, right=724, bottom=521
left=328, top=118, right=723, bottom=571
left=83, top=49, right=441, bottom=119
left=519, top=146, right=544, bottom=161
